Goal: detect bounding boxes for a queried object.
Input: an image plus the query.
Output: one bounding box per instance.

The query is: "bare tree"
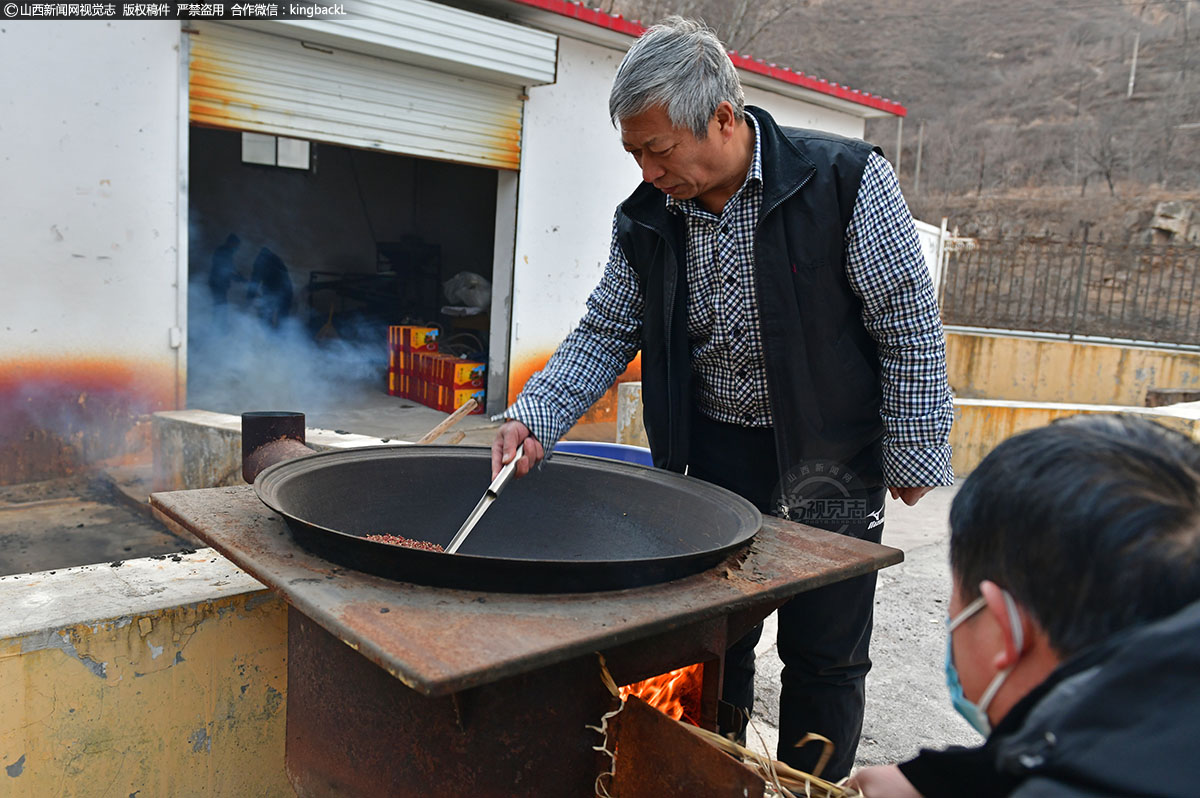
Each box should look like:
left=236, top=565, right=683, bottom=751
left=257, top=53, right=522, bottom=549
left=925, top=116, right=971, bottom=199
left=1080, top=121, right=1122, bottom=196
left=607, top=0, right=1200, bottom=205
left=1148, top=85, right=1187, bottom=186
left=609, top=0, right=701, bottom=25
left=610, top=0, right=800, bottom=51
left=712, top=0, right=799, bottom=51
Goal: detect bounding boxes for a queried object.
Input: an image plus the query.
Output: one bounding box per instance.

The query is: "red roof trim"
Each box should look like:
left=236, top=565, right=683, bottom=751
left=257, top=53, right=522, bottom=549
left=506, top=0, right=906, bottom=117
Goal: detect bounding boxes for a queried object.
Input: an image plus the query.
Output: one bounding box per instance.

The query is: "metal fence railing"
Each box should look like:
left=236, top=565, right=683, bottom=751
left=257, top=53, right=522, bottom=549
left=938, top=236, right=1200, bottom=347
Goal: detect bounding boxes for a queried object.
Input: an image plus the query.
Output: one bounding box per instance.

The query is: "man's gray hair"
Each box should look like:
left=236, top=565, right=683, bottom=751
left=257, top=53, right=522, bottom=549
left=609, top=16, right=745, bottom=139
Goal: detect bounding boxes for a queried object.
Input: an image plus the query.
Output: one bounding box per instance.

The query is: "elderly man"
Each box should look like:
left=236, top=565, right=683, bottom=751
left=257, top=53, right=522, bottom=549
left=493, top=17, right=952, bottom=779
left=851, top=414, right=1200, bottom=796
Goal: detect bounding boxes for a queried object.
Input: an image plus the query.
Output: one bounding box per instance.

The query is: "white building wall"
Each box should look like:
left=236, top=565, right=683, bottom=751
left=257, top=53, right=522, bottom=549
left=506, top=34, right=868, bottom=408
left=914, top=219, right=946, bottom=296
left=0, top=22, right=184, bottom=407
left=743, top=86, right=864, bottom=139
left=507, top=36, right=641, bottom=400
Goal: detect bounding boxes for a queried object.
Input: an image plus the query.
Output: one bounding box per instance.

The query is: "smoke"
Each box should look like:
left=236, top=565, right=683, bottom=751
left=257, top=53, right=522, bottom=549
left=0, top=356, right=163, bottom=484
left=186, top=274, right=388, bottom=416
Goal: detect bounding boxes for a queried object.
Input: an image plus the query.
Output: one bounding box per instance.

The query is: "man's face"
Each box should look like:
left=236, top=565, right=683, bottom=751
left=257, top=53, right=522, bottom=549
left=619, top=104, right=733, bottom=206
left=948, top=580, right=995, bottom=707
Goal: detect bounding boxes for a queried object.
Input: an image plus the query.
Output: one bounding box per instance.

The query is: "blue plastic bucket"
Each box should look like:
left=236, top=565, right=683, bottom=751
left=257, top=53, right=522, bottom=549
left=553, top=440, right=654, bottom=466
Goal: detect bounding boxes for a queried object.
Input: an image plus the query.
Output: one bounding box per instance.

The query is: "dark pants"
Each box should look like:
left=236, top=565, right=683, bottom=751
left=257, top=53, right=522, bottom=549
left=688, top=412, right=884, bottom=781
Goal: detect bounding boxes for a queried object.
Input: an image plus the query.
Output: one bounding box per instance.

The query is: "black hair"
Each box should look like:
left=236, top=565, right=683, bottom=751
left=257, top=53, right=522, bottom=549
left=950, top=414, right=1200, bottom=656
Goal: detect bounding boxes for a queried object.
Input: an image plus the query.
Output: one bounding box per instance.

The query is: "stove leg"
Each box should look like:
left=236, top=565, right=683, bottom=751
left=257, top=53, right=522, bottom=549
left=698, top=656, right=722, bottom=730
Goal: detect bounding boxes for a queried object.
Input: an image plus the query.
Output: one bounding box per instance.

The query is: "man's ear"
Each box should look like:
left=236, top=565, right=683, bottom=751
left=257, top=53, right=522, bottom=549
left=712, top=101, right=737, bottom=138
left=980, top=580, right=1028, bottom=671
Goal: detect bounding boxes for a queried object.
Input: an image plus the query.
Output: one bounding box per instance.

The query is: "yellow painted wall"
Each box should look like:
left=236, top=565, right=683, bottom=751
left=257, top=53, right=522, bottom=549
left=0, top=592, right=290, bottom=797
left=950, top=400, right=1200, bottom=475
left=617, top=333, right=1200, bottom=476
left=946, top=331, right=1200, bottom=405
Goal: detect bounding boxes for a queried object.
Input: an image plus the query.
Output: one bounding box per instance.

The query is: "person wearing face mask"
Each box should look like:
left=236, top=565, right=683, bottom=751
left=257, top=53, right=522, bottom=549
left=850, top=413, right=1200, bottom=797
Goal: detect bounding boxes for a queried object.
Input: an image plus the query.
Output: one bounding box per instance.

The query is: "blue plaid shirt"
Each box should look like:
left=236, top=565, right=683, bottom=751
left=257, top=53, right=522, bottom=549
left=504, top=119, right=953, bottom=489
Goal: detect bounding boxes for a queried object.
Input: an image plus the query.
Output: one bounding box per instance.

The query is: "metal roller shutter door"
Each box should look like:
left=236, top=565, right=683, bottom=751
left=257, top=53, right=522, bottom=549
left=188, top=20, right=539, bottom=170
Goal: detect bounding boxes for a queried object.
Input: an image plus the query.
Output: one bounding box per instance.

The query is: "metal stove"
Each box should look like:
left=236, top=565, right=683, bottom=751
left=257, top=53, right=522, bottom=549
left=151, top=484, right=899, bottom=797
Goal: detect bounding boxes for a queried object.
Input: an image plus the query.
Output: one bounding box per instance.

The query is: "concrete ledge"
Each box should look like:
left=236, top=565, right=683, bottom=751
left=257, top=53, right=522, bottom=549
left=951, top=398, right=1200, bottom=475
left=0, top=547, right=267, bottom=638
left=0, top=550, right=289, bottom=796
left=616, top=382, right=1200, bottom=477
left=152, top=408, right=405, bottom=491
left=946, top=330, right=1200, bottom=406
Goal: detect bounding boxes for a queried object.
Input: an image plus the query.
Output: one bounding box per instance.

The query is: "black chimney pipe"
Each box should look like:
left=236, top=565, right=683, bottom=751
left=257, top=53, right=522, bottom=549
left=242, top=411, right=314, bottom=484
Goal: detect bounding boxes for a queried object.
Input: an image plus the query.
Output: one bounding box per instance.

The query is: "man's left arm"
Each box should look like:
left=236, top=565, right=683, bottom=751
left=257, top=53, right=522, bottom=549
left=844, top=151, right=954, bottom=503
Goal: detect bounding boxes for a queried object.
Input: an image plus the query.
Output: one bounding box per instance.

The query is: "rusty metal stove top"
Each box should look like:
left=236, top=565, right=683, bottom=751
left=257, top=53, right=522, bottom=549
left=150, top=485, right=902, bottom=697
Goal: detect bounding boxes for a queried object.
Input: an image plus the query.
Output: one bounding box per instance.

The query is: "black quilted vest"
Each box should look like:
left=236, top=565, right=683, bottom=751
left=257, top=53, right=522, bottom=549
left=615, top=105, right=886, bottom=494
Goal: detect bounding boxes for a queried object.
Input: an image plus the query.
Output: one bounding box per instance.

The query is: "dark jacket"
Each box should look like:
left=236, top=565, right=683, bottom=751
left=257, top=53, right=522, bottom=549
left=900, top=599, right=1200, bottom=797
left=614, top=106, right=886, bottom=497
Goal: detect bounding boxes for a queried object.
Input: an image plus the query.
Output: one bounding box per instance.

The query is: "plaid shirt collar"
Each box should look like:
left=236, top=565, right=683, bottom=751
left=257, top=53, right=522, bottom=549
left=665, top=112, right=763, bottom=218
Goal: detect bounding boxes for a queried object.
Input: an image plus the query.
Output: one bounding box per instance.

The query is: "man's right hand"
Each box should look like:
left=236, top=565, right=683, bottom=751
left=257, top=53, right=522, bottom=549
left=491, top=420, right=546, bottom=480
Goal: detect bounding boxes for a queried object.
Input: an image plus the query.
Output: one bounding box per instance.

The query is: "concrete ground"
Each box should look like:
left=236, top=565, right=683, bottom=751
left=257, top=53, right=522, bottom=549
left=0, top=474, right=199, bottom=577
left=190, top=379, right=626, bottom=447
left=193, top=379, right=502, bottom=446
left=305, top=386, right=500, bottom=445
left=748, top=485, right=981, bottom=773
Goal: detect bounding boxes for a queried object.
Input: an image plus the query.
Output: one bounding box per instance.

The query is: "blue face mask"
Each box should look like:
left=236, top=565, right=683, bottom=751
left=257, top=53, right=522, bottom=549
left=944, top=590, right=1024, bottom=737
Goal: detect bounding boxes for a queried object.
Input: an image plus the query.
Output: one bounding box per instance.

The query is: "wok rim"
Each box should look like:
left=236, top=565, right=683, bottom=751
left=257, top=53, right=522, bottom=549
left=252, top=444, right=762, bottom=566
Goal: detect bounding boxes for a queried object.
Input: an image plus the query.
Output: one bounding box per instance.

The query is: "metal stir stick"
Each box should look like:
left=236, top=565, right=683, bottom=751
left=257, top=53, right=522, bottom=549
left=445, top=455, right=520, bottom=554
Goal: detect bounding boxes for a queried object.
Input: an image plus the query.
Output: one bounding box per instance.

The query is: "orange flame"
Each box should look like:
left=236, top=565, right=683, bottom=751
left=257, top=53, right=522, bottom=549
left=618, top=663, right=704, bottom=727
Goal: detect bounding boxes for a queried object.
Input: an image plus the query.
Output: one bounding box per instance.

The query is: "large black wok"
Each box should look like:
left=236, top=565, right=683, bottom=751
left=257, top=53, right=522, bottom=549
left=253, top=445, right=761, bottom=593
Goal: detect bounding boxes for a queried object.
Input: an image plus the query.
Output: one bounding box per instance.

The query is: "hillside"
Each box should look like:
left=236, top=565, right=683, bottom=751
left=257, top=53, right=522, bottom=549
left=604, top=0, right=1200, bottom=239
